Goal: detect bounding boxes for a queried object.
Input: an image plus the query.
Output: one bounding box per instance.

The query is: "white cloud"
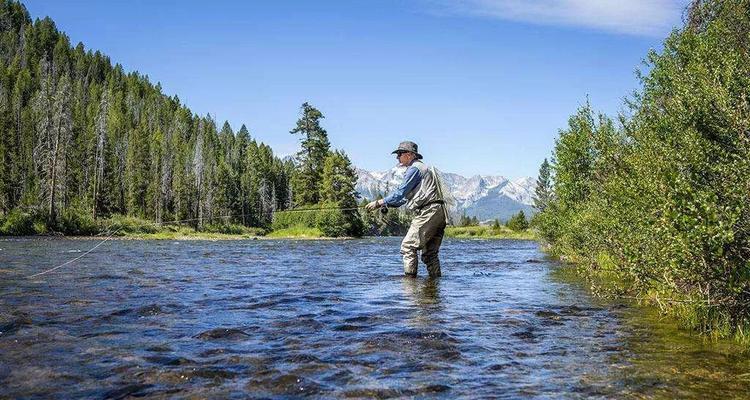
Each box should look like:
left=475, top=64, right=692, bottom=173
left=427, top=0, right=687, bottom=36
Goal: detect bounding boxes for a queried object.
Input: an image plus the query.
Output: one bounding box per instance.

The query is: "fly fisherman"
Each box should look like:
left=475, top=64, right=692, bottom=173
left=365, top=141, right=447, bottom=278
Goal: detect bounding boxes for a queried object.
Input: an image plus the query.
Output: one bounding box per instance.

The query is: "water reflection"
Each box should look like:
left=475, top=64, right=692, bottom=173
left=401, top=276, right=442, bottom=307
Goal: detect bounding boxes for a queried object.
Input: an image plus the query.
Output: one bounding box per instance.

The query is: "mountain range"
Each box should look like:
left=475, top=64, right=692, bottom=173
left=356, top=167, right=537, bottom=222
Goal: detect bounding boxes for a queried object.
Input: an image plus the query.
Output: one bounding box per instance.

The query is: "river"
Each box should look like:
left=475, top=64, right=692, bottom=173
left=0, top=237, right=748, bottom=399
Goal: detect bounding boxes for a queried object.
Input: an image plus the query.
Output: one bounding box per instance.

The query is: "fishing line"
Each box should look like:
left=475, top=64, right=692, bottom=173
left=26, top=226, right=124, bottom=279
left=24, top=206, right=371, bottom=279
left=25, top=212, right=727, bottom=309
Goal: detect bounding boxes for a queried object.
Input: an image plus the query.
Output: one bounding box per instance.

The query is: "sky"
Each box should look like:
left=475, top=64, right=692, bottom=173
left=24, top=0, right=689, bottom=178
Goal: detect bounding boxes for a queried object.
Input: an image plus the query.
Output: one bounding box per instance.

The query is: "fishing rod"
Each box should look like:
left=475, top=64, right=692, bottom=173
left=274, top=205, right=389, bottom=215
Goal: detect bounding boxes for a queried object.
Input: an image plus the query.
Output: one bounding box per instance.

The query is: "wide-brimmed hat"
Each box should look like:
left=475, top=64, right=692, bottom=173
left=391, top=141, right=423, bottom=159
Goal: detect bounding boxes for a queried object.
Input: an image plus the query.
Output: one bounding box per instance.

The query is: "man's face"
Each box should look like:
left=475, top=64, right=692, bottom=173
left=396, top=151, right=414, bottom=166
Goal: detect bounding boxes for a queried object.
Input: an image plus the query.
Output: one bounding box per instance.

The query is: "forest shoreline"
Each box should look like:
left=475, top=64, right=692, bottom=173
left=0, top=227, right=538, bottom=241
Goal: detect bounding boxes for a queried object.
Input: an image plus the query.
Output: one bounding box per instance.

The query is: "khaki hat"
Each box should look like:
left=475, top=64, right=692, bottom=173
left=391, top=141, right=423, bottom=159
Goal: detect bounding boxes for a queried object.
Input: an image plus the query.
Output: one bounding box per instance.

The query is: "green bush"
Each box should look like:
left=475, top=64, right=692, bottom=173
left=316, top=208, right=363, bottom=237
left=59, top=207, right=100, bottom=235
left=506, top=211, right=529, bottom=232
left=0, top=210, right=42, bottom=235
left=102, top=215, right=160, bottom=234
left=271, top=203, right=363, bottom=237
left=266, top=226, right=323, bottom=238
left=537, top=0, right=750, bottom=339
left=271, top=206, right=319, bottom=231
left=203, top=223, right=265, bottom=236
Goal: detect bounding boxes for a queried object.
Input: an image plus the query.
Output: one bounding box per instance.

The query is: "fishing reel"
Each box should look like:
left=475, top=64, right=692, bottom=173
left=379, top=205, right=389, bottom=215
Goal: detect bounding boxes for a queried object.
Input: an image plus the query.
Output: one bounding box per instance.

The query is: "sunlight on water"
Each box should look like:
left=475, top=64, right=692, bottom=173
left=0, top=237, right=747, bottom=398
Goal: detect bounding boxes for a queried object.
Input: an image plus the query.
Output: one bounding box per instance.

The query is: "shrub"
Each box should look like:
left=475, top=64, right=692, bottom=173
left=203, top=223, right=265, bottom=236
left=59, top=207, right=100, bottom=235
left=0, top=210, right=41, bottom=235
left=506, top=211, right=529, bottom=232
left=537, top=0, right=750, bottom=338
left=271, top=203, right=364, bottom=237
left=102, top=215, right=159, bottom=234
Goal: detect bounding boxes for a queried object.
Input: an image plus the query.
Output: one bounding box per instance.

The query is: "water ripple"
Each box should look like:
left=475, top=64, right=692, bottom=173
left=0, top=237, right=748, bottom=398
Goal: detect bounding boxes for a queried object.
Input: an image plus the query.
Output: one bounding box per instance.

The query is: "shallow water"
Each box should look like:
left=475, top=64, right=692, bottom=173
left=0, top=237, right=748, bottom=399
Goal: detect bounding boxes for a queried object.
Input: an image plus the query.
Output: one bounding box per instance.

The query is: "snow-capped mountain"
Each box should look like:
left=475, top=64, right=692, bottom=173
left=356, top=166, right=536, bottom=222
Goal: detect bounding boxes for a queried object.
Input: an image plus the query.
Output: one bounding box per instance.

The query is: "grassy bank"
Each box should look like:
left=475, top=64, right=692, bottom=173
left=265, top=226, right=324, bottom=239
left=549, top=255, right=750, bottom=344
left=445, top=226, right=536, bottom=240
left=0, top=211, right=268, bottom=240
left=119, top=227, right=261, bottom=240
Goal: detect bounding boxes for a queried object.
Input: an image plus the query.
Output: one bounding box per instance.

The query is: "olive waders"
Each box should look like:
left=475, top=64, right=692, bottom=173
left=399, top=158, right=447, bottom=278
left=401, top=201, right=446, bottom=278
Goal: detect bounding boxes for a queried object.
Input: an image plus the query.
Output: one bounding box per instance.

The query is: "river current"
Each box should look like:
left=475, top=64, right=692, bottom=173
left=1, top=237, right=748, bottom=399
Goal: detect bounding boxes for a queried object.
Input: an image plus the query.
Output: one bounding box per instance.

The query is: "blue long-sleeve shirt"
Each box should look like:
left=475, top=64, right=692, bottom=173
left=383, top=165, right=422, bottom=207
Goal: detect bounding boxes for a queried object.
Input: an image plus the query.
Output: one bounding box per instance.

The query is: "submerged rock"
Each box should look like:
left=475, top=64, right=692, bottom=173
left=195, top=328, right=250, bottom=340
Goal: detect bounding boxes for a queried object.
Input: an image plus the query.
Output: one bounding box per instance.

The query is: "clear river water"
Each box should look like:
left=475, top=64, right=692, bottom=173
left=1, top=237, right=748, bottom=399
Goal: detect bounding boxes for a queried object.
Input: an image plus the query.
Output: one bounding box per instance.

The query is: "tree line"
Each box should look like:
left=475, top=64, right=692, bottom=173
left=0, top=1, right=364, bottom=236
left=533, top=0, right=750, bottom=339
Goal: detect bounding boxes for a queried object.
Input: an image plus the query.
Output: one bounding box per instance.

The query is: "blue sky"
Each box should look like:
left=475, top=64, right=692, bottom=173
left=24, top=0, right=688, bottom=178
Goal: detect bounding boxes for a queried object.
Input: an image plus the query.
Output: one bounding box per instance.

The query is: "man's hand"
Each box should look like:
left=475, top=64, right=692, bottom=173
left=365, top=200, right=382, bottom=211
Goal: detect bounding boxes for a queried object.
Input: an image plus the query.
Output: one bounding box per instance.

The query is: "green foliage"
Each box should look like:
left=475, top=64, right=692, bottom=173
left=533, top=158, right=552, bottom=212
left=0, top=1, right=293, bottom=235
left=203, top=223, right=265, bottom=236
left=506, top=210, right=529, bottom=231
left=102, top=215, right=159, bottom=235
left=290, top=102, right=331, bottom=206
left=458, top=214, right=480, bottom=227
left=266, top=226, right=323, bottom=238
left=537, top=0, right=750, bottom=339
left=59, top=206, right=99, bottom=235
left=445, top=225, right=535, bottom=240
left=271, top=147, right=365, bottom=238
left=0, top=210, right=42, bottom=235
left=271, top=203, right=363, bottom=238
left=320, top=150, right=357, bottom=204
left=316, top=207, right=357, bottom=237
left=271, top=207, right=319, bottom=231
left=319, top=151, right=364, bottom=237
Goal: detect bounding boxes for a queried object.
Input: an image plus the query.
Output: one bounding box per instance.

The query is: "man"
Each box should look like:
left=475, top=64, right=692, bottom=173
left=365, top=141, right=446, bottom=278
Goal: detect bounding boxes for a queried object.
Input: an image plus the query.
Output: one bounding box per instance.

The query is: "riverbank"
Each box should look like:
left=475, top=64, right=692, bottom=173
left=3, top=229, right=537, bottom=240
left=444, top=226, right=536, bottom=240
left=1, top=215, right=538, bottom=241
left=547, top=251, right=750, bottom=344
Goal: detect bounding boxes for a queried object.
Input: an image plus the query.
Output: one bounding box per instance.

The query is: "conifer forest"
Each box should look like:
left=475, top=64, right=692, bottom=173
left=0, top=1, right=364, bottom=237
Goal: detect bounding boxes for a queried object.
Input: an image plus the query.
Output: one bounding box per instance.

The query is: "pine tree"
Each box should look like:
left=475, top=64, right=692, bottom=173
left=92, top=87, right=108, bottom=219
left=191, top=118, right=206, bottom=229
left=507, top=210, right=528, bottom=231
left=290, top=102, right=330, bottom=206
left=31, top=56, right=56, bottom=221
left=317, top=150, right=363, bottom=237
left=551, top=103, right=596, bottom=210
left=232, top=124, right=250, bottom=224
left=533, top=158, right=552, bottom=211
left=319, top=150, right=359, bottom=205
